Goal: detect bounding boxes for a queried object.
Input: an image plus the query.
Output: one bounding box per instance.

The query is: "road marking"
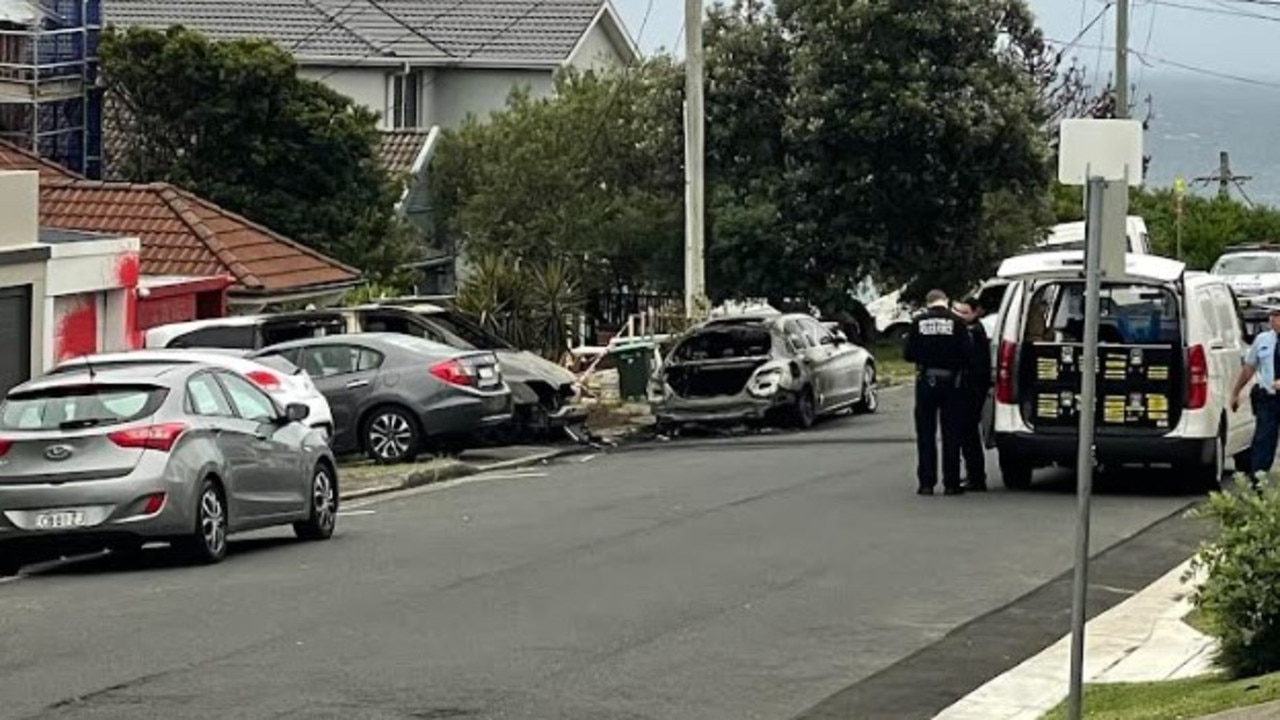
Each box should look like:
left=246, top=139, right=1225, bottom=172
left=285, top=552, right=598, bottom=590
left=345, top=469, right=553, bottom=509
left=337, top=509, right=377, bottom=517
left=580, top=454, right=597, bottom=463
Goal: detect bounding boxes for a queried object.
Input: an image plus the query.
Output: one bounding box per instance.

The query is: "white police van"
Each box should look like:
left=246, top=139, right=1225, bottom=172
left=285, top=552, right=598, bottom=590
left=985, top=250, right=1255, bottom=490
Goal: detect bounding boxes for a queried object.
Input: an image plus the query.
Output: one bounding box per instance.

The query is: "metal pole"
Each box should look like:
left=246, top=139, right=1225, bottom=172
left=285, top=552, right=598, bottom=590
left=1115, top=0, right=1129, bottom=119
left=1067, top=175, right=1107, bottom=720
left=683, top=0, right=706, bottom=320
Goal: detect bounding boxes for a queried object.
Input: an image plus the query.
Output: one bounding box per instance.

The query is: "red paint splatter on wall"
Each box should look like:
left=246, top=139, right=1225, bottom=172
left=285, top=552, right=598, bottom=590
left=115, top=252, right=142, bottom=349
left=55, top=296, right=98, bottom=363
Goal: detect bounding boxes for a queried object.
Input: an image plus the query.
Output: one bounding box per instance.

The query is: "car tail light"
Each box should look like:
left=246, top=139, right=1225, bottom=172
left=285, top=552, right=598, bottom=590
left=142, top=492, right=167, bottom=515
left=245, top=370, right=283, bottom=392
left=996, top=340, right=1018, bottom=404
left=0, top=438, right=10, bottom=458
left=108, top=422, right=188, bottom=452
left=430, top=358, right=475, bottom=387
left=1188, top=344, right=1208, bottom=410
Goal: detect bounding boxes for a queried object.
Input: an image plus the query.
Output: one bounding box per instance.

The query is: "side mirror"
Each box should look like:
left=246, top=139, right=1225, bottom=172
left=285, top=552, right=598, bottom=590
left=832, top=330, right=849, bottom=345
left=284, top=402, right=310, bottom=424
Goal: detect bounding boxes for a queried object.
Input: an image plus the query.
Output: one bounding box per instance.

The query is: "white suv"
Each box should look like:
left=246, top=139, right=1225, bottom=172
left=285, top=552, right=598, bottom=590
left=987, top=251, right=1254, bottom=490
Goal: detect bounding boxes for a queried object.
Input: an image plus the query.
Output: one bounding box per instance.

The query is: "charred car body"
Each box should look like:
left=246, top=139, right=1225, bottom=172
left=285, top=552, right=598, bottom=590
left=650, top=312, right=878, bottom=430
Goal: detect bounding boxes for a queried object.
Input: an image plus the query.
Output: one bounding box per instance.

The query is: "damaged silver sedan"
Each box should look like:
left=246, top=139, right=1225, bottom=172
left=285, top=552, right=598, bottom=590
left=649, top=312, right=878, bottom=431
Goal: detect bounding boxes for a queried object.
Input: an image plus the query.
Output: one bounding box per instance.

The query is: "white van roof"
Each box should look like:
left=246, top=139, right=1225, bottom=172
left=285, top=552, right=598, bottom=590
left=997, top=251, right=1186, bottom=285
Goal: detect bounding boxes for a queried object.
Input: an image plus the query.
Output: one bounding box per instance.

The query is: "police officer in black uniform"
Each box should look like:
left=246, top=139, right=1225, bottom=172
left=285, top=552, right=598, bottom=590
left=954, top=297, right=991, bottom=492
left=904, top=289, right=974, bottom=496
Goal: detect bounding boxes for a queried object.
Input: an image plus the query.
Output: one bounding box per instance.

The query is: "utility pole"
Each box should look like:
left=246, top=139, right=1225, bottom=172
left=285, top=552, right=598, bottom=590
left=1115, top=0, right=1129, bottom=118
left=683, top=0, right=707, bottom=320
left=1193, top=151, right=1253, bottom=201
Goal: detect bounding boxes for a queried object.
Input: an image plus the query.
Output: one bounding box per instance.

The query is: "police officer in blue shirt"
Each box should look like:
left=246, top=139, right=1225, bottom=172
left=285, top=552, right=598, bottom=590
left=1231, top=307, right=1280, bottom=477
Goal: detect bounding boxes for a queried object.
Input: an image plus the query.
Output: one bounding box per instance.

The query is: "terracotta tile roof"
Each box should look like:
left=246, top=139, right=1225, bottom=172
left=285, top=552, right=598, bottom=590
left=0, top=139, right=361, bottom=294
left=379, top=129, right=431, bottom=178
left=39, top=181, right=362, bottom=293
left=0, top=140, right=81, bottom=183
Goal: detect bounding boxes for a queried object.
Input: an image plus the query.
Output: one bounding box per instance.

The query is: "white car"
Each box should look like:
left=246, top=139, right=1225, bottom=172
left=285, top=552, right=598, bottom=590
left=51, top=350, right=335, bottom=440
left=1209, top=246, right=1280, bottom=299
left=987, top=251, right=1254, bottom=490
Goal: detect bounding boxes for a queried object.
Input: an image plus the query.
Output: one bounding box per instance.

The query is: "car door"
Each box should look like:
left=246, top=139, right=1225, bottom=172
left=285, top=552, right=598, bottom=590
left=185, top=371, right=262, bottom=521
left=214, top=370, right=305, bottom=518
left=793, top=318, right=841, bottom=411
left=1211, top=285, right=1257, bottom=454
left=299, top=343, right=384, bottom=453
left=810, top=318, right=861, bottom=408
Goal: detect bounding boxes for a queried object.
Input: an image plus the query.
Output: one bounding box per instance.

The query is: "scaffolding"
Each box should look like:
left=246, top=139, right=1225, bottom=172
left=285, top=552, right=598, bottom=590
left=0, top=0, right=102, bottom=178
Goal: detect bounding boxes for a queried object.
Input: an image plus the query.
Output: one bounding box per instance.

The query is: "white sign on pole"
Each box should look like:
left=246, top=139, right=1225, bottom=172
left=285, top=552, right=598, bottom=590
left=1058, top=119, right=1144, bottom=187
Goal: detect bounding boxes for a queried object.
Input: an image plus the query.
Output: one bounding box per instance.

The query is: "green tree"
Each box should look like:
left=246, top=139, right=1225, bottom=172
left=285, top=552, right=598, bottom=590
left=703, top=0, right=798, bottom=305
left=776, top=0, right=1054, bottom=302
left=1053, top=183, right=1280, bottom=270
left=429, top=62, right=686, bottom=294
left=101, top=25, right=414, bottom=279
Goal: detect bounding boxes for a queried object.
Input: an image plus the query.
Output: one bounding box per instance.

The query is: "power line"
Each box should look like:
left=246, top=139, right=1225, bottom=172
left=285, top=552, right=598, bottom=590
left=288, top=0, right=365, bottom=52
left=1052, top=37, right=1280, bottom=89
left=1140, top=0, right=1280, bottom=22
left=365, top=0, right=458, bottom=58
left=1060, top=2, right=1113, bottom=53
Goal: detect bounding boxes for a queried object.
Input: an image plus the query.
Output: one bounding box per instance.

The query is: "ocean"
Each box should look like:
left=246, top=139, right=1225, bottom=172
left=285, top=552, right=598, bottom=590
left=1139, top=74, right=1280, bottom=207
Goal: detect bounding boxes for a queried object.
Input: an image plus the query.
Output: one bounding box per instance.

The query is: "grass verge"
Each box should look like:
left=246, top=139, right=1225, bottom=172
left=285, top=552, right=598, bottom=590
left=1040, top=672, right=1280, bottom=720
left=872, top=340, right=914, bottom=386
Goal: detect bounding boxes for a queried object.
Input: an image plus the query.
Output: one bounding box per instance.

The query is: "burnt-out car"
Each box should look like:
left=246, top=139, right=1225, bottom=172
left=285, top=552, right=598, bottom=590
left=649, top=312, right=878, bottom=431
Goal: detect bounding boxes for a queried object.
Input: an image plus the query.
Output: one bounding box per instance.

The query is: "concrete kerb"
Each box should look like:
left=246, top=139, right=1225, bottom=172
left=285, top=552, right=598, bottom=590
left=339, top=447, right=578, bottom=502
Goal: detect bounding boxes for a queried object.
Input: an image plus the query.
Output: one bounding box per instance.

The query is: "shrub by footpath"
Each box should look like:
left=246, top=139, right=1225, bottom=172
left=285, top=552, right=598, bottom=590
left=1188, top=475, right=1280, bottom=678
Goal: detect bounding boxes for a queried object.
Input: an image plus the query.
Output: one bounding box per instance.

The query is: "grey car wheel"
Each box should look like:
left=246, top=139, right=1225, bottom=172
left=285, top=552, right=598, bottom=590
left=179, top=480, right=228, bottom=565
left=855, top=364, right=879, bottom=415
left=365, top=406, right=421, bottom=464
left=790, top=387, right=817, bottom=429
left=295, top=464, right=338, bottom=541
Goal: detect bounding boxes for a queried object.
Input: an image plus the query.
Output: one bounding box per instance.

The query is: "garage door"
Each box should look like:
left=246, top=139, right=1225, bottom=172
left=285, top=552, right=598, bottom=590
left=0, top=285, right=32, bottom=397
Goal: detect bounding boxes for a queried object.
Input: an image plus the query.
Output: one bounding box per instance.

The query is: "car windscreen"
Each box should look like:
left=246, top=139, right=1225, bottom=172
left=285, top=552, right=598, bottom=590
left=1022, top=282, right=1180, bottom=345
left=0, top=385, right=169, bottom=431
left=261, top=317, right=347, bottom=346
left=423, top=311, right=514, bottom=351
left=671, top=325, right=773, bottom=361
left=252, top=354, right=302, bottom=375
left=1212, top=255, right=1280, bottom=275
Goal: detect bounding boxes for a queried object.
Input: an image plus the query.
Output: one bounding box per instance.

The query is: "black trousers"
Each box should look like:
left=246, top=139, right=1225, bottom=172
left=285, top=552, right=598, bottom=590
left=959, top=388, right=987, bottom=485
left=915, top=373, right=964, bottom=490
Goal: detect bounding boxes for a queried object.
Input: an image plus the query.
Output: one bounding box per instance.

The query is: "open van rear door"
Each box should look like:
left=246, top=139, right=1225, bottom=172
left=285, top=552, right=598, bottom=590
left=997, top=251, right=1186, bottom=285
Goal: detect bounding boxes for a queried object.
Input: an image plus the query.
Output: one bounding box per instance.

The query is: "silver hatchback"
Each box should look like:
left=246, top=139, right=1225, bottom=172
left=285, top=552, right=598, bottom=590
left=0, top=362, right=338, bottom=575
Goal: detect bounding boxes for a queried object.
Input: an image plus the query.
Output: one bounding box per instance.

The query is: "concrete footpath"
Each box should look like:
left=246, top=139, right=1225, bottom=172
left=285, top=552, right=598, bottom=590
left=933, top=558, right=1215, bottom=720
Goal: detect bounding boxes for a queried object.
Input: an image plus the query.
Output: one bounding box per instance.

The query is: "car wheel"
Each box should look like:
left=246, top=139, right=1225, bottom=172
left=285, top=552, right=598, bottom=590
left=790, top=387, right=817, bottom=429
left=855, top=365, right=879, bottom=415
left=295, top=463, right=338, bottom=541
left=1233, top=448, right=1253, bottom=476
left=364, top=406, right=420, bottom=464
left=0, top=552, right=23, bottom=578
left=999, top=452, right=1034, bottom=490
left=1190, top=432, right=1226, bottom=493
left=178, top=479, right=229, bottom=565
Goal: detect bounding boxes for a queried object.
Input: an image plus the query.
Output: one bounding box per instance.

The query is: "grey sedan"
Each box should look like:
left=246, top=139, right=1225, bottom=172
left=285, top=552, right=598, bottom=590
left=251, top=333, right=514, bottom=464
left=0, top=362, right=338, bottom=576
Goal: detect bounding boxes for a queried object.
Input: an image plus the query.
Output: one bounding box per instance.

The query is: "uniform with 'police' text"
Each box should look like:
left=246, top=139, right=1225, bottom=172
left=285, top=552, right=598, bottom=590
left=904, top=305, right=973, bottom=493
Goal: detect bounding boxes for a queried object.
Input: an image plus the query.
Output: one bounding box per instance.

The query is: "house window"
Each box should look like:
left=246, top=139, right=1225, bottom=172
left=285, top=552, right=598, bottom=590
left=390, top=71, right=421, bottom=129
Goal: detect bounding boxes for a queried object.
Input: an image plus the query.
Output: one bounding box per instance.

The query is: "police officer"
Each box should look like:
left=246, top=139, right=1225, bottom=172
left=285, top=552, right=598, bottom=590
left=904, top=289, right=974, bottom=496
left=953, top=298, right=991, bottom=492
left=1230, top=307, right=1280, bottom=480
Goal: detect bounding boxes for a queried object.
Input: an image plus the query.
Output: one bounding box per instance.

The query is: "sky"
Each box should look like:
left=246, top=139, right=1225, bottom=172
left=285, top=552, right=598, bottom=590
left=611, top=0, right=1280, bottom=86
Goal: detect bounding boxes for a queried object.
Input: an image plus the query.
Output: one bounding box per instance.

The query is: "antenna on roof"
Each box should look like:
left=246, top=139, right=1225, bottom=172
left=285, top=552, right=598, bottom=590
left=82, top=353, right=97, bottom=381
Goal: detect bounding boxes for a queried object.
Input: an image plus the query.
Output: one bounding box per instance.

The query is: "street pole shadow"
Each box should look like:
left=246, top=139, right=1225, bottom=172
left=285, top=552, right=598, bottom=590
left=1015, top=465, right=1216, bottom=499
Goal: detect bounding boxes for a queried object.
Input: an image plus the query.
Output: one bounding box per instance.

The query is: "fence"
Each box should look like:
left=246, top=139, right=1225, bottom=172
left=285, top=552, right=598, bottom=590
left=584, top=289, right=683, bottom=344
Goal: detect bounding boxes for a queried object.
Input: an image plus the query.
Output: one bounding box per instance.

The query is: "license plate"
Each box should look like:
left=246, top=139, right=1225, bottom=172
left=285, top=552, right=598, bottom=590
left=35, top=511, right=86, bottom=530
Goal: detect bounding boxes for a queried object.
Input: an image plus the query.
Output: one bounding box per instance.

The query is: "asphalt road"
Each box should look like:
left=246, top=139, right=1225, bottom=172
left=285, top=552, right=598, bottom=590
left=0, top=389, right=1201, bottom=720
